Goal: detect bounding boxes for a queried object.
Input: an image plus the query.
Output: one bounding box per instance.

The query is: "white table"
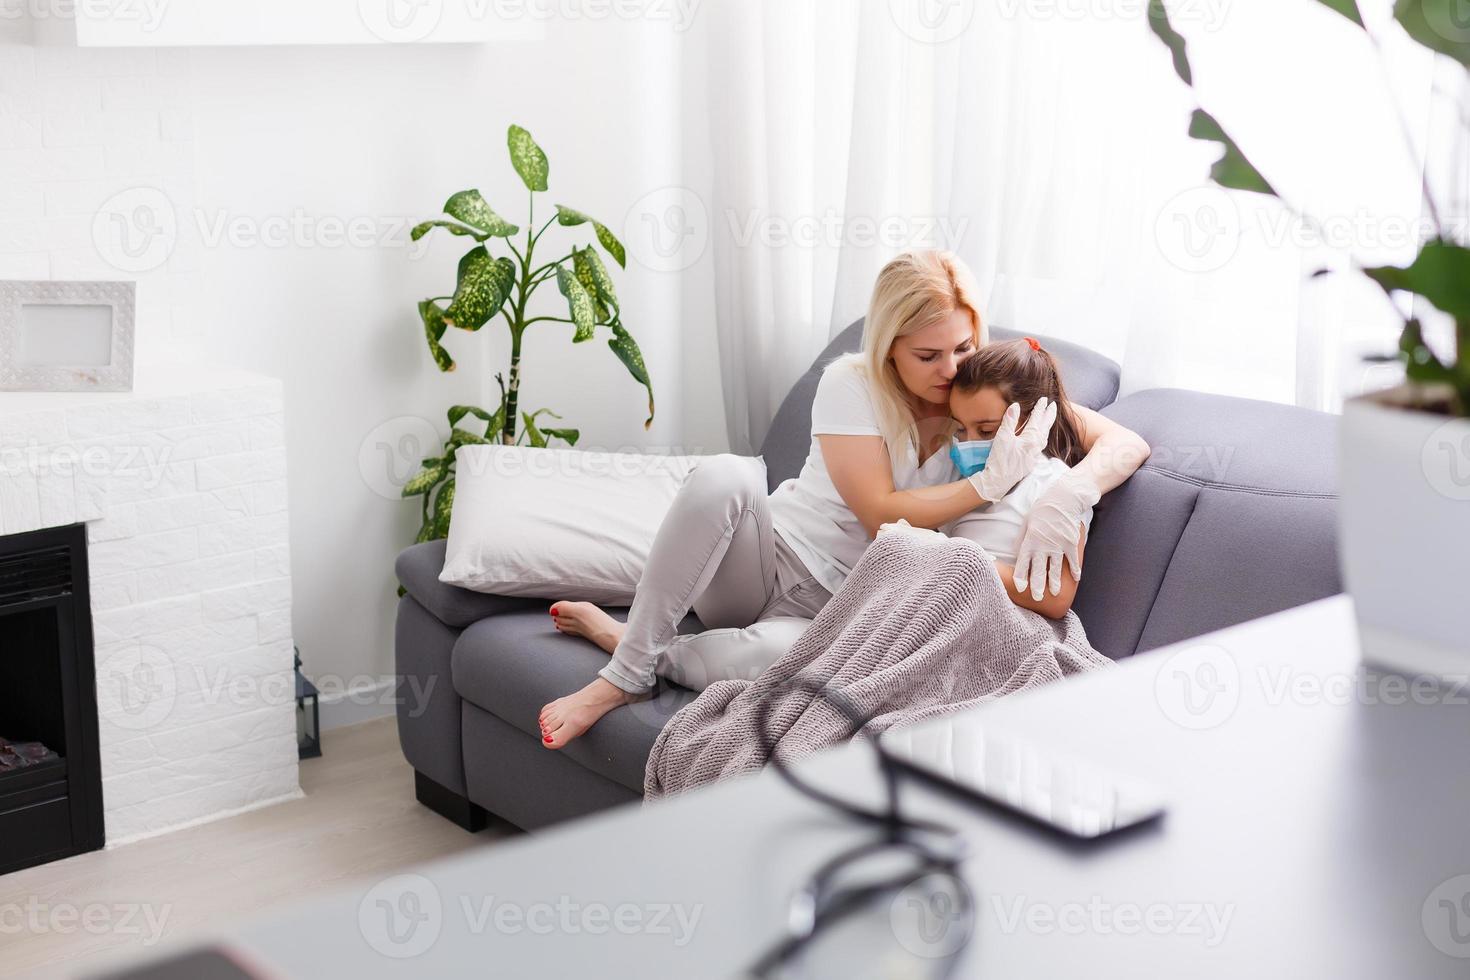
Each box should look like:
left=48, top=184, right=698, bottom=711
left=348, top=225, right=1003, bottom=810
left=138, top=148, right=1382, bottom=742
left=100, top=595, right=1470, bottom=978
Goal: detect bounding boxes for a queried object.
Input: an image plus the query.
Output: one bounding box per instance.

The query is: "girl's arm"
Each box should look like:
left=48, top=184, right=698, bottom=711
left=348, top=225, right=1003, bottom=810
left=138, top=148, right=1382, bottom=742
left=996, top=524, right=1087, bottom=619
left=1070, top=404, right=1151, bottom=495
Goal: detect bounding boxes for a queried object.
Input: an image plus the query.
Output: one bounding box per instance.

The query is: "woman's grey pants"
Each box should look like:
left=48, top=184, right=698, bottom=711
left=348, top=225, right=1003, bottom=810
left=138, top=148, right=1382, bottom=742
left=597, top=454, right=834, bottom=694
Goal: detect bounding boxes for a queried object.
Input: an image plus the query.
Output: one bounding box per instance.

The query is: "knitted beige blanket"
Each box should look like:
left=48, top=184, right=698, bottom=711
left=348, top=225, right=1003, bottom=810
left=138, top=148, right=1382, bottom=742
left=643, top=523, right=1113, bottom=801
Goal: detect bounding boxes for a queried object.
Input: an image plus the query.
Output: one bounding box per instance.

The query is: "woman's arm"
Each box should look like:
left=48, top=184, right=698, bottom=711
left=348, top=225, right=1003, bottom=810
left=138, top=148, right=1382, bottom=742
left=1070, top=404, right=1151, bottom=495
left=996, top=524, right=1086, bottom=619
left=821, top=433, right=982, bottom=538
left=820, top=398, right=1055, bottom=539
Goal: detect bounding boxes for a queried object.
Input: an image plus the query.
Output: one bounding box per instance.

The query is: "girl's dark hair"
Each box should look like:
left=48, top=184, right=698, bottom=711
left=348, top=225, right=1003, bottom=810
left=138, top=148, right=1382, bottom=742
left=952, top=338, right=1086, bottom=466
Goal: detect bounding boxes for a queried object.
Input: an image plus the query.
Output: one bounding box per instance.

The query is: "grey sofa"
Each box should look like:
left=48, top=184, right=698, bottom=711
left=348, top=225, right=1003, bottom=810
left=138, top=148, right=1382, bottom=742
left=394, top=322, right=1342, bottom=832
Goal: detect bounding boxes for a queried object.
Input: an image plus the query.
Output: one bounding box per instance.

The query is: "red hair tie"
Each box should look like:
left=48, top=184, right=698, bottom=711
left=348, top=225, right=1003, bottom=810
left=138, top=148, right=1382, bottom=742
left=1024, top=336, right=1042, bottom=352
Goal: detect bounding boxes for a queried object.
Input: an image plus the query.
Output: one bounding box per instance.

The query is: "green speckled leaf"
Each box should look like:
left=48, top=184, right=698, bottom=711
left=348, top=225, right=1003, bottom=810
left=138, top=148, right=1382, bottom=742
left=448, top=428, right=490, bottom=447
left=555, top=204, right=590, bottom=226
left=444, top=247, right=516, bottom=330
left=414, top=520, right=435, bottom=544
left=593, top=222, right=626, bottom=269
left=411, top=220, right=483, bottom=242
left=444, top=190, right=518, bottom=237
left=555, top=206, right=625, bottom=268
left=521, top=411, right=547, bottom=448
left=573, top=245, right=617, bottom=320
left=541, top=427, right=579, bottom=446
left=485, top=401, right=506, bottom=441
left=572, top=253, right=609, bottom=322
left=556, top=265, right=597, bottom=342
left=402, top=462, right=446, bottom=498
left=447, top=403, right=506, bottom=442
left=1189, top=110, right=1276, bottom=196
left=431, top=478, right=455, bottom=539
left=507, top=125, right=549, bottom=192
left=608, top=321, right=654, bottom=429
left=448, top=404, right=488, bottom=427
left=418, top=300, right=454, bottom=372
left=521, top=408, right=564, bottom=449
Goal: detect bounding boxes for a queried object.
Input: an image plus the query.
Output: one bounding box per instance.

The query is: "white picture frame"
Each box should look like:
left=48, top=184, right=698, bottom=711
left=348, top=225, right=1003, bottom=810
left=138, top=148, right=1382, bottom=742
left=0, top=280, right=136, bottom=393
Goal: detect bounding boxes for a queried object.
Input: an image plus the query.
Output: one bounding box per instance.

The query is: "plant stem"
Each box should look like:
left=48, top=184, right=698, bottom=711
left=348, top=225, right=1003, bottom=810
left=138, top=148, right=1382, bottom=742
left=505, top=328, right=522, bottom=444
left=530, top=214, right=557, bottom=249
left=527, top=251, right=576, bottom=282
left=522, top=316, right=575, bottom=327
left=501, top=190, right=537, bottom=444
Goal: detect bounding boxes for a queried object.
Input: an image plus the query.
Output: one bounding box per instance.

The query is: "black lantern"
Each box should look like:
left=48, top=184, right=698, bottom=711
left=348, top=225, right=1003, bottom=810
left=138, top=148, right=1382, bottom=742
left=294, top=648, right=320, bottom=760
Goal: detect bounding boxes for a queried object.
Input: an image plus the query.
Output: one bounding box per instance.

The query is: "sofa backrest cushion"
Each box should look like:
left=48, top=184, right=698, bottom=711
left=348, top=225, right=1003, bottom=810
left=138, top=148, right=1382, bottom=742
left=759, top=319, right=1123, bottom=491
left=1072, top=388, right=1341, bottom=660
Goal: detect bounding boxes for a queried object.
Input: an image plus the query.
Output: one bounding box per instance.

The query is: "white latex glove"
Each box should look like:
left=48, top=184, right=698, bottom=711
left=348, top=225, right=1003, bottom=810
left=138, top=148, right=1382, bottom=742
left=1013, top=467, right=1102, bottom=601
left=966, top=397, right=1056, bottom=504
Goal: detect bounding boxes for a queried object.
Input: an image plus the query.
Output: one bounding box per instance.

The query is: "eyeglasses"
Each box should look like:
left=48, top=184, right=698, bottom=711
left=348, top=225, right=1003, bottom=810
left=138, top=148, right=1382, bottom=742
left=743, top=675, right=976, bottom=979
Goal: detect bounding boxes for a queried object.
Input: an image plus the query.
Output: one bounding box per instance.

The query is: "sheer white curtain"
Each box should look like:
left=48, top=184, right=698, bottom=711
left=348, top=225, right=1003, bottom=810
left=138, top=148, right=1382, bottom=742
left=699, top=4, right=858, bottom=455
left=696, top=0, right=1442, bottom=452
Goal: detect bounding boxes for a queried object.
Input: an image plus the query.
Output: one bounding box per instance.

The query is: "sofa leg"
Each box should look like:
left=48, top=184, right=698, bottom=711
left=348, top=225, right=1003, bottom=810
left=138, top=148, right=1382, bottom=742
left=415, top=770, right=490, bottom=832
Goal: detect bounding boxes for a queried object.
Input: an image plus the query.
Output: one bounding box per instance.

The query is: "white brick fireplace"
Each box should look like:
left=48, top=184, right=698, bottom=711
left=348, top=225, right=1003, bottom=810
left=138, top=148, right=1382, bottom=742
left=0, top=366, right=301, bottom=844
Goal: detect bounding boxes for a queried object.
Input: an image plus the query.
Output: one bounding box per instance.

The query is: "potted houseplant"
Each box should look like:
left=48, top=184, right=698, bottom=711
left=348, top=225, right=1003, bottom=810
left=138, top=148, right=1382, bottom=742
left=400, top=124, right=656, bottom=547
left=1150, top=0, right=1470, bottom=681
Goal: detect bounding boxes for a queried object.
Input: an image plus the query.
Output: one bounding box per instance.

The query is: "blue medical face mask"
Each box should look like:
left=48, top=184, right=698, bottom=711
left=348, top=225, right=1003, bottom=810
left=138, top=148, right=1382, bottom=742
left=949, top=435, right=993, bottom=478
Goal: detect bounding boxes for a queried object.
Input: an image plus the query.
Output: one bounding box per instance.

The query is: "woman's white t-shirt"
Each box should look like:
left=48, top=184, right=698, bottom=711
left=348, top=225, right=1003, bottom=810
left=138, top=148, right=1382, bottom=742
left=769, top=358, right=957, bottom=596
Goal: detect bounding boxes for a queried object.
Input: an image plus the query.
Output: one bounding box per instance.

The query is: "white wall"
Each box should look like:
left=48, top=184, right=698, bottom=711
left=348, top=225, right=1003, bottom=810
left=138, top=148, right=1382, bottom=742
left=0, top=15, right=727, bottom=695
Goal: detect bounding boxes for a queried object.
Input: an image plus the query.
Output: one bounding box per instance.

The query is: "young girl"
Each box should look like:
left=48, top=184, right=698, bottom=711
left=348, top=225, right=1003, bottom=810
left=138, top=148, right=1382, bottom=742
left=943, top=337, right=1093, bottom=620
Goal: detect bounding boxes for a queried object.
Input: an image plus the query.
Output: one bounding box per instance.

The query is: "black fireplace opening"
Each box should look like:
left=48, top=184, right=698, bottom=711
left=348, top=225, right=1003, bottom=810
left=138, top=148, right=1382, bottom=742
left=0, top=523, right=104, bottom=876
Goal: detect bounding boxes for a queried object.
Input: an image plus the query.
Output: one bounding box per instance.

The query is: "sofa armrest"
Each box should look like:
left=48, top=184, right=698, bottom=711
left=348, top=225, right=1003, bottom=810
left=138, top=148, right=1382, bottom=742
left=395, top=540, right=538, bottom=629
left=1072, top=388, right=1340, bottom=660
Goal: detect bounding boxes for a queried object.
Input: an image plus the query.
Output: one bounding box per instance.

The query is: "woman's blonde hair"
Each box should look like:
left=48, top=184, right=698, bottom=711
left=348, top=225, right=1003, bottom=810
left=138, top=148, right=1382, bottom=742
left=833, top=250, right=986, bottom=463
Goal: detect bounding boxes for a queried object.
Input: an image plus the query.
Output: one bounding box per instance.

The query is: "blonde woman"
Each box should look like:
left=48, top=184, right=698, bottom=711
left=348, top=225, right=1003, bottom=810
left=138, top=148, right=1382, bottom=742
left=538, top=250, right=1150, bottom=749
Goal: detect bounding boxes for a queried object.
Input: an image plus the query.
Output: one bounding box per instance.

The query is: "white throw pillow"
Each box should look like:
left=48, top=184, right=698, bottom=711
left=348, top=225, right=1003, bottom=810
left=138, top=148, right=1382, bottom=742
left=440, top=446, right=744, bottom=604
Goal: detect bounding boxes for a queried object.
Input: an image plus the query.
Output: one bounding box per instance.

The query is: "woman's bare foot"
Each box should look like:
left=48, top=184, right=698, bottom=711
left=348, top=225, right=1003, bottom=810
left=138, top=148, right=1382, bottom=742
left=548, top=601, right=625, bottom=655
left=538, top=677, right=643, bottom=749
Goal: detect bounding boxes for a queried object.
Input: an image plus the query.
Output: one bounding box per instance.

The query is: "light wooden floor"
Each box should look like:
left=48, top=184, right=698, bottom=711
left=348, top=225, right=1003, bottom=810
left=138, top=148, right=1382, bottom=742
left=1, top=717, right=514, bottom=979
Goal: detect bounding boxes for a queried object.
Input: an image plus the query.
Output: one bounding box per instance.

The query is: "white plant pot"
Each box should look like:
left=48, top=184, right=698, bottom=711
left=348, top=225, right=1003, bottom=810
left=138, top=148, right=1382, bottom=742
left=1339, top=388, right=1470, bottom=683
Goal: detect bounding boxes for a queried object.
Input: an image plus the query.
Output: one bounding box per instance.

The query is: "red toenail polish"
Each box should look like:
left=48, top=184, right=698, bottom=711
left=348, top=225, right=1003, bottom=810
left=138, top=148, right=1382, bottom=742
left=543, top=735, right=553, bottom=743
